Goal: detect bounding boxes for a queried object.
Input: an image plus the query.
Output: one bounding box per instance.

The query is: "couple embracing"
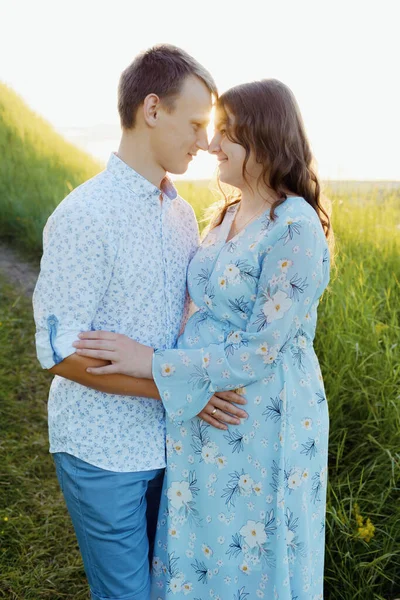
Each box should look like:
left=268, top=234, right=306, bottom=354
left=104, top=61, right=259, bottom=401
left=33, top=44, right=331, bottom=600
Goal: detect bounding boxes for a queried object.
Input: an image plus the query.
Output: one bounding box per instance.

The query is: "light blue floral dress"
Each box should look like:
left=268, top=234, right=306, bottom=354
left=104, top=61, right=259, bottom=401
left=151, top=196, right=330, bottom=600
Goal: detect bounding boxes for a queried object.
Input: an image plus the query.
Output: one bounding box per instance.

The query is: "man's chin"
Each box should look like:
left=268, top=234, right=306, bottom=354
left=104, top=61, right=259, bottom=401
left=165, top=163, right=189, bottom=176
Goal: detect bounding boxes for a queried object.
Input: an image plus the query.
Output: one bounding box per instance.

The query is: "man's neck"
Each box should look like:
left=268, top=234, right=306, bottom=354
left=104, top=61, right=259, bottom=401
left=117, top=131, right=166, bottom=190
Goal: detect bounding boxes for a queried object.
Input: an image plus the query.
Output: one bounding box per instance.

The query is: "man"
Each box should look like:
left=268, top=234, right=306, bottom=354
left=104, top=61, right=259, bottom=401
left=33, top=45, right=246, bottom=600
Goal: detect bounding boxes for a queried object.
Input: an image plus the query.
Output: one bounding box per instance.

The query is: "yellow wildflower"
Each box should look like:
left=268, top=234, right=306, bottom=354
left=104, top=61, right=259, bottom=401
left=353, top=503, right=375, bottom=542
left=358, top=518, right=376, bottom=542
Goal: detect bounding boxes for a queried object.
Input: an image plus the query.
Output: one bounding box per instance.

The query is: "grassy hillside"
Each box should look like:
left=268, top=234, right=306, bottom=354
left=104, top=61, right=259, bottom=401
left=0, top=83, right=102, bottom=258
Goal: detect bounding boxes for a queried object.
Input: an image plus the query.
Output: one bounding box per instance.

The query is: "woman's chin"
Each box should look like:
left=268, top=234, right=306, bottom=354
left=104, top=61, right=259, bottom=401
left=217, top=166, right=230, bottom=184
left=218, top=170, right=237, bottom=187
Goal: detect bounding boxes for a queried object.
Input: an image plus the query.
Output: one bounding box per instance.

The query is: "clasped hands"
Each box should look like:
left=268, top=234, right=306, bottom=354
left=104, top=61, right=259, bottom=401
left=73, top=331, right=248, bottom=430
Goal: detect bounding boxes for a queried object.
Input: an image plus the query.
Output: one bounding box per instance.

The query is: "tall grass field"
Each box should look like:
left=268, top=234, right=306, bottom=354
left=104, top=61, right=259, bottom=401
left=1, top=83, right=399, bottom=599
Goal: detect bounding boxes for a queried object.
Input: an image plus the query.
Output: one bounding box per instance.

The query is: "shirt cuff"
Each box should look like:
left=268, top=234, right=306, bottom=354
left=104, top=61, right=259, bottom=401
left=35, top=328, right=81, bottom=369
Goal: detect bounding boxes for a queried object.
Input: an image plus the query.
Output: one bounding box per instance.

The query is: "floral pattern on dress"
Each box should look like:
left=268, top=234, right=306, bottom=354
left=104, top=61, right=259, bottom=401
left=151, top=196, right=330, bottom=599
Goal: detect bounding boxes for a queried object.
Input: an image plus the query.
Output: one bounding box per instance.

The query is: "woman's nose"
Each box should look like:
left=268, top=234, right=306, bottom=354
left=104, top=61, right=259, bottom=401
left=208, top=135, right=220, bottom=154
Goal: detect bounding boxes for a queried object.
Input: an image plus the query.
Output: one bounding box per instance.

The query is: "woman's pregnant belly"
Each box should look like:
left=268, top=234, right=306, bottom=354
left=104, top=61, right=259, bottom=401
left=177, top=309, right=231, bottom=350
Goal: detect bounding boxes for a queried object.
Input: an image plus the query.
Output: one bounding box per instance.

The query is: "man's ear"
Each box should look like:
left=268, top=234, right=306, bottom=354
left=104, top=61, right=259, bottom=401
left=142, top=93, right=161, bottom=127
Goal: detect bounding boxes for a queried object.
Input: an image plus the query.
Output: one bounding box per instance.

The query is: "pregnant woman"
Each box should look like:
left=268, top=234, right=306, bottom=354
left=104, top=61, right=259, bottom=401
left=75, top=78, right=332, bottom=599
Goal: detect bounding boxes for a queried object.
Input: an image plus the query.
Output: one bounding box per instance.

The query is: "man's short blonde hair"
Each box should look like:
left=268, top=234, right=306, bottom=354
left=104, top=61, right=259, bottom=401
left=118, top=44, right=218, bottom=129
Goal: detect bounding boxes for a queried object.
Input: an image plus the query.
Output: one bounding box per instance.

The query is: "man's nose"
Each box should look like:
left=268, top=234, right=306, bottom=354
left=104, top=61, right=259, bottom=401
left=196, top=130, right=209, bottom=152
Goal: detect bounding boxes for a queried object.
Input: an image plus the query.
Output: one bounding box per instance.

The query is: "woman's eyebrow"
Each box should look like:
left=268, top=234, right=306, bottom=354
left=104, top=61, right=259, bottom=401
left=215, top=119, right=228, bottom=129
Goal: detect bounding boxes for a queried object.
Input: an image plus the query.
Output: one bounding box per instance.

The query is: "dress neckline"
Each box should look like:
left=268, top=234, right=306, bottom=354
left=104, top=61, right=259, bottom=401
left=223, top=196, right=302, bottom=246
left=223, top=203, right=269, bottom=246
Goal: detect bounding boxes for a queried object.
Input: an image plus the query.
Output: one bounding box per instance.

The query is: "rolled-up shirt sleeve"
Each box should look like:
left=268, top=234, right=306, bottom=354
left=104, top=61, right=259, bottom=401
left=32, top=205, right=114, bottom=369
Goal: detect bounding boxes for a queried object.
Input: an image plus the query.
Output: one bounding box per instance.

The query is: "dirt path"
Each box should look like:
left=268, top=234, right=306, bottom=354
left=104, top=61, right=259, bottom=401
left=0, top=243, right=39, bottom=297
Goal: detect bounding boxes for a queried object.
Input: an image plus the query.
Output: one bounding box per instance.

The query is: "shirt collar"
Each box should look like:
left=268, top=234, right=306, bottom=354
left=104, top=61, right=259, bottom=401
left=106, top=152, right=178, bottom=201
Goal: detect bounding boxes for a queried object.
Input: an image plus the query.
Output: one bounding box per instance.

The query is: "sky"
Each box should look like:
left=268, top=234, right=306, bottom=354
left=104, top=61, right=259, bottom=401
left=1, top=0, right=399, bottom=181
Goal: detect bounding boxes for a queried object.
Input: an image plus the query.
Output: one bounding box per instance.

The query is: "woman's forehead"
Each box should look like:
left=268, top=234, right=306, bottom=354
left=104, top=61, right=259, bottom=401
left=215, top=104, right=235, bottom=126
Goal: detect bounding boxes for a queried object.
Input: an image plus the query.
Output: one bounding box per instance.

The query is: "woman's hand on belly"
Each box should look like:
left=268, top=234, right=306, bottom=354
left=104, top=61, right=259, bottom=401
left=198, top=391, right=248, bottom=430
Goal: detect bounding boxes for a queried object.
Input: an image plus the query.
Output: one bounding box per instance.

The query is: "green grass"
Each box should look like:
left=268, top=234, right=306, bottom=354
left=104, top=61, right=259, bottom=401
left=0, top=83, right=102, bottom=260
left=0, top=279, right=89, bottom=599
left=1, top=84, right=399, bottom=599
left=317, top=193, right=400, bottom=599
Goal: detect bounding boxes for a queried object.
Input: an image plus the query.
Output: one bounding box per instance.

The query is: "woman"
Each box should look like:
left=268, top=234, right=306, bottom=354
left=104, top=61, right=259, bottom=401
left=74, top=79, right=331, bottom=599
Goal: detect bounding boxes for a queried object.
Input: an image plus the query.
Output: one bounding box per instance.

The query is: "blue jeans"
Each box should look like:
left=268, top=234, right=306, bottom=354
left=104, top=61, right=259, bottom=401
left=53, top=452, right=164, bottom=600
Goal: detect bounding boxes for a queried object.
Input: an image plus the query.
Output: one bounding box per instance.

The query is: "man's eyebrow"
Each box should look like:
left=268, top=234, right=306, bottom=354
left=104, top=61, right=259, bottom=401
left=191, top=117, right=210, bottom=126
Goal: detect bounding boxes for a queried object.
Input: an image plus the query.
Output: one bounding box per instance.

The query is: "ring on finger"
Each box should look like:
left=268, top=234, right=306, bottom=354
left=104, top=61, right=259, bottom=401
left=211, top=407, right=217, bottom=416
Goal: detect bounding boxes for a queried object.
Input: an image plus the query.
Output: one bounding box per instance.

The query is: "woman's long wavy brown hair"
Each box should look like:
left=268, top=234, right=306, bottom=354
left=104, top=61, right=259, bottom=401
left=208, top=79, right=332, bottom=242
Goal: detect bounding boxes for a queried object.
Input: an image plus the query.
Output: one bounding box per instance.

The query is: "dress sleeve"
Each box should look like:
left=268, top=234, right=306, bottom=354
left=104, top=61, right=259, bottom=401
left=152, top=213, right=330, bottom=423
left=32, top=206, right=115, bottom=369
